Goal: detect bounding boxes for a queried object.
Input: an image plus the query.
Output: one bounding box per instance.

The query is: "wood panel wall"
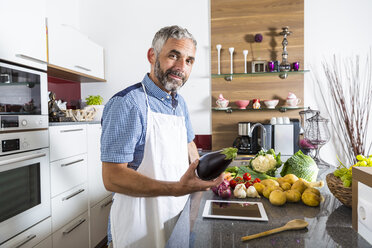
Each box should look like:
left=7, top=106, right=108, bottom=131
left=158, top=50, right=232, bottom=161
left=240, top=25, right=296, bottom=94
left=211, top=0, right=304, bottom=150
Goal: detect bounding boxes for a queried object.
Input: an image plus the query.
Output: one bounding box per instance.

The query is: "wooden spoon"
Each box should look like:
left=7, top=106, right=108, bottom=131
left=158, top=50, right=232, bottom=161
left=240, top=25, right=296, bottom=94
left=241, top=219, right=308, bottom=241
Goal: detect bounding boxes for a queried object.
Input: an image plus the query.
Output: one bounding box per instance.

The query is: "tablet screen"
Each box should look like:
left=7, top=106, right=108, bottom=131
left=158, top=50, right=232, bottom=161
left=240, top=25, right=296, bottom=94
left=202, top=200, right=268, bottom=221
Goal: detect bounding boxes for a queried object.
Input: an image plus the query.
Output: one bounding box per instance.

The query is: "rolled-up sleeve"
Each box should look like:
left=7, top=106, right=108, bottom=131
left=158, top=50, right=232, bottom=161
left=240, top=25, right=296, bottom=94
left=100, top=96, right=142, bottom=163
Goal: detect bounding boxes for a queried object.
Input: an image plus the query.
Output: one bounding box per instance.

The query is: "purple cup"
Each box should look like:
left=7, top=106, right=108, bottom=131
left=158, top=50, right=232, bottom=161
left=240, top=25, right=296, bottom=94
left=292, top=62, right=300, bottom=71
left=268, top=61, right=275, bottom=72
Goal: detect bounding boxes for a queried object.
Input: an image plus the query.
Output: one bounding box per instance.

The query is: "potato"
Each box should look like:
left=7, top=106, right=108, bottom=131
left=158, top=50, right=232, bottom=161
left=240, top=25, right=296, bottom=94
left=280, top=182, right=292, bottom=191
left=261, top=179, right=279, bottom=187
left=263, top=185, right=282, bottom=199
left=304, top=187, right=320, bottom=196
left=277, top=177, right=290, bottom=185
left=302, top=191, right=321, bottom=207
left=253, top=183, right=265, bottom=195
left=269, top=190, right=287, bottom=206
left=283, top=174, right=299, bottom=184
left=291, top=179, right=307, bottom=194
left=285, top=189, right=301, bottom=203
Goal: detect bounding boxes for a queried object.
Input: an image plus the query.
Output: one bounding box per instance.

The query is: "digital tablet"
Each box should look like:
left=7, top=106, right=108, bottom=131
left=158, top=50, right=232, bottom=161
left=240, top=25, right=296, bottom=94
left=202, top=200, right=268, bottom=221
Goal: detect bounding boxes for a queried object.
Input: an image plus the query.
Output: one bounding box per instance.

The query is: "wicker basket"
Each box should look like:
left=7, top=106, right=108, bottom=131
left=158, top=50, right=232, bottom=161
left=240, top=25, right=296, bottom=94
left=326, top=173, right=352, bottom=208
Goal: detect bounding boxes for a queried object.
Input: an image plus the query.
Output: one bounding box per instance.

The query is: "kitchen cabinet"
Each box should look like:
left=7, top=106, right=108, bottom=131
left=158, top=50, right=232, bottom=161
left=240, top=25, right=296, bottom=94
left=52, top=211, right=89, bottom=248
left=0, top=0, right=47, bottom=71
left=47, top=20, right=105, bottom=82
left=49, top=123, right=110, bottom=247
left=0, top=218, right=51, bottom=248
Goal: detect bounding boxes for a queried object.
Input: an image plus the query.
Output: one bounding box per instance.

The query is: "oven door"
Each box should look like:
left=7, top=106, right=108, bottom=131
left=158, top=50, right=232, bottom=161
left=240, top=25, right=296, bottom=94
left=0, top=61, right=48, bottom=116
left=0, top=148, right=50, bottom=244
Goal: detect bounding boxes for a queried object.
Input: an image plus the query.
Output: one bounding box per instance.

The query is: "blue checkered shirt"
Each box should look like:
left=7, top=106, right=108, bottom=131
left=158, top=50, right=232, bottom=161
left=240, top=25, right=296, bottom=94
left=101, top=73, right=195, bottom=169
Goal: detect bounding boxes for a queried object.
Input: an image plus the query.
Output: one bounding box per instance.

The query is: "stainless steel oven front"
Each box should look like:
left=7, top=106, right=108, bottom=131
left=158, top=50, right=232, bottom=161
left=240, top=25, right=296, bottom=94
left=0, top=129, right=50, bottom=244
left=0, top=61, right=48, bottom=132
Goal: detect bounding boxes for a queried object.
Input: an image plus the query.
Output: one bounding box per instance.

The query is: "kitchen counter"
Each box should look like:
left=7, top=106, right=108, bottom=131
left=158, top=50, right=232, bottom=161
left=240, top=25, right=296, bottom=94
left=167, top=168, right=372, bottom=248
left=49, top=121, right=101, bottom=126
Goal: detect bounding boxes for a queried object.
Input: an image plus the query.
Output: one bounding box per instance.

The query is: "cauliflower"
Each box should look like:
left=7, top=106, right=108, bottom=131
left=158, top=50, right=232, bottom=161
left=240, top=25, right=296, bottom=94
left=249, top=149, right=282, bottom=176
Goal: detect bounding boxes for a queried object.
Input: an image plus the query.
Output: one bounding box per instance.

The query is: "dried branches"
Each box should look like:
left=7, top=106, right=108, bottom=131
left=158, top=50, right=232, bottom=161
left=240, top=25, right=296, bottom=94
left=314, top=52, right=372, bottom=166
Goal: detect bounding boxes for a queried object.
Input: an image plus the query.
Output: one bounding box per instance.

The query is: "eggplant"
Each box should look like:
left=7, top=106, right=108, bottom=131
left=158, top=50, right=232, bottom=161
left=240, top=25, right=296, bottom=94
left=196, top=147, right=238, bottom=180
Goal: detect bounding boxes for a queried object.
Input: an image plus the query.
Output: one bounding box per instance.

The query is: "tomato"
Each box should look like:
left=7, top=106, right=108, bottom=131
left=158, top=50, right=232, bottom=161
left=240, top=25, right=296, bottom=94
left=230, top=180, right=238, bottom=189
left=243, top=173, right=251, bottom=181
left=235, top=177, right=243, bottom=182
left=245, top=182, right=252, bottom=188
left=253, top=178, right=261, bottom=183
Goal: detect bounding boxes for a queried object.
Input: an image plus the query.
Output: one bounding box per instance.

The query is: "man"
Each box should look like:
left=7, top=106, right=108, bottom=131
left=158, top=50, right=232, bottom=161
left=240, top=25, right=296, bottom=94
left=101, top=25, right=223, bottom=248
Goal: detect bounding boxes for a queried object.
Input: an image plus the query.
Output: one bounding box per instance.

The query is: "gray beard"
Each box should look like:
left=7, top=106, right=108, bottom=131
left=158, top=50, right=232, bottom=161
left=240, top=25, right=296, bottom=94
left=154, top=59, right=186, bottom=93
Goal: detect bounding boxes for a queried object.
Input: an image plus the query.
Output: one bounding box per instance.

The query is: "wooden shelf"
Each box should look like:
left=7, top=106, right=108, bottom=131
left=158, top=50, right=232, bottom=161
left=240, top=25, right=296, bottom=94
left=212, top=70, right=309, bottom=81
left=47, top=64, right=106, bottom=83
left=212, top=106, right=304, bottom=113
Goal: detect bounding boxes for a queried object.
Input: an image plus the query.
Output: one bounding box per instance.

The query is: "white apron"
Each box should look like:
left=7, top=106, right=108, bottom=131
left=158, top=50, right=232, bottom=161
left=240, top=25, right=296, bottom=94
left=110, top=84, right=190, bottom=248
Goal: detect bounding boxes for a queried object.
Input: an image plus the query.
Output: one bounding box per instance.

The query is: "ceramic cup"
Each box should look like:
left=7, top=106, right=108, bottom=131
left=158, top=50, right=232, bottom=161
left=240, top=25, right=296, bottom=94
left=264, top=99, right=279, bottom=109
left=277, top=117, right=283, bottom=124
left=283, top=117, right=290, bottom=124
left=235, top=100, right=250, bottom=109
left=286, top=98, right=301, bottom=107
left=270, top=117, right=277, bottom=125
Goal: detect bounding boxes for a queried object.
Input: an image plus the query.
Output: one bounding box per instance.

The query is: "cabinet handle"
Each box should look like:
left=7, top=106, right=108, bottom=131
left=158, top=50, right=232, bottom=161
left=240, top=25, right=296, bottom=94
left=62, top=218, right=86, bottom=235
left=101, top=199, right=113, bottom=209
left=16, top=54, right=47, bottom=64
left=61, top=159, right=84, bottom=167
left=74, top=65, right=91, bottom=72
left=62, top=189, right=85, bottom=201
left=60, top=128, right=84, bottom=133
left=14, top=234, right=36, bottom=248
left=0, top=152, right=46, bottom=166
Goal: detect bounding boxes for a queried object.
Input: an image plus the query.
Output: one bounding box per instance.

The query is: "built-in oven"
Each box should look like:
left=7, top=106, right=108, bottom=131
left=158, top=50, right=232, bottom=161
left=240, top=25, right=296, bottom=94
left=0, top=130, right=49, bottom=245
left=0, top=61, right=48, bottom=131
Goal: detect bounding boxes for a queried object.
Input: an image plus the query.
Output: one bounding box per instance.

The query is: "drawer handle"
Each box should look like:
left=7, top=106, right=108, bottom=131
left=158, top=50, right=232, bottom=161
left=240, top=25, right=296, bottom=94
left=62, top=218, right=86, bottom=235
left=62, top=189, right=85, bottom=201
left=101, top=199, right=113, bottom=209
left=15, top=234, right=36, bottom=248
left=0, top=152, right=46, bottom=166
left=61, top=159, right=84, bottom=167
left=74, top=65, right=91, bottom=72
left=60, top=128, right=84, bottom=133
left=16, top=54, right=47, bottom=64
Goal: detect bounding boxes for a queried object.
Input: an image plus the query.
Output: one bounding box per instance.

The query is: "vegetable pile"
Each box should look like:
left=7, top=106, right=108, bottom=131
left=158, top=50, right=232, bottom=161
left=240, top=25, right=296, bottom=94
left=334, top=154, right=372, bottom=187
left=280, top=150, right=318, bottom=182
left=197, top=147, right=238, bottom=180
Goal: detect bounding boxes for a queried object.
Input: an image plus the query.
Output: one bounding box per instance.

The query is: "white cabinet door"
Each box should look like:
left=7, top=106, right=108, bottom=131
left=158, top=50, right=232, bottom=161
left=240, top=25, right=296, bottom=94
left=51, top=154, right=88, bottom=198
left=51, top=183, right=88, bottom=232
left=46, top=0, right=79, bottom=30
left=87, top=124, right=110, bottom=207
left=52, top=211, right=89, bottom=248
left=0, top=218, right=51, bottom=248
left=0, top=0, right=47, bottom=70
left=90, top=195, right=112, bottom=248
left=33, top=236, right=52, bottom=248
left=49, top=125, right=87, bottom=162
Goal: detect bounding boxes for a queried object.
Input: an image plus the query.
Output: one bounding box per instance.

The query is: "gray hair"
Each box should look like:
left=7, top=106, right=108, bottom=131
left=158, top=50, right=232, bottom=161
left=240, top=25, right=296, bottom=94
left=151, top=25, right=197, bottom=56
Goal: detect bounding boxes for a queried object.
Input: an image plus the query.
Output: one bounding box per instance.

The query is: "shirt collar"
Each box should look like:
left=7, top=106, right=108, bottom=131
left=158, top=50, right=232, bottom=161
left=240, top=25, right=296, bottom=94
left=142, top=73, right=178, bottom=101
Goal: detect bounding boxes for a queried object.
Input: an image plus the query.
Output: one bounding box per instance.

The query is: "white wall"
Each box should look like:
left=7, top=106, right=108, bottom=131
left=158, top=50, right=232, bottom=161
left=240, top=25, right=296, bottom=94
left=304, top=0, right=372, bottom=166
left=78, top=0, right=211, bottom=134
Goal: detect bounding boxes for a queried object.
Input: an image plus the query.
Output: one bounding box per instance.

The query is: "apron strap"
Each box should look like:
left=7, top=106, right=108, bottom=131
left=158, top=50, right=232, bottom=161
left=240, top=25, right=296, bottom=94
left=141, top=83, right=151, bottom=109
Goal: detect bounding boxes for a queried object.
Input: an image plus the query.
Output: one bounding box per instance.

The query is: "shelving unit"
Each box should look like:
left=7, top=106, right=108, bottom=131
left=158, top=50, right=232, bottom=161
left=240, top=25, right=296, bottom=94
left=212, top=70, right=309, bottom=81
left=212, top=106, right=304, bottom=113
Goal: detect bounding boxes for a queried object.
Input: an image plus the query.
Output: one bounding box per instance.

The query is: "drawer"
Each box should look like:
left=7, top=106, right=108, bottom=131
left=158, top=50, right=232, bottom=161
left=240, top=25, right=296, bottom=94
left=52, top=211, right=89, bottom=248
left=49, top=125, right=87, bottom=162
left=90, top=195, right=112, bottom=248
left=0, top=218, right=51, bottom=248
left=51, top=154, right=88, bottom=197
left=52, top=183, right=88, bottom=232
left=33, top=236, right=52, bottom=248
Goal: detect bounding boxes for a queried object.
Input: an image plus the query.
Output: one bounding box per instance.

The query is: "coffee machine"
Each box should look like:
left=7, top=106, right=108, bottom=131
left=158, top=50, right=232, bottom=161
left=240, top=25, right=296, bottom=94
left=233, top=122, right=271, bottom=154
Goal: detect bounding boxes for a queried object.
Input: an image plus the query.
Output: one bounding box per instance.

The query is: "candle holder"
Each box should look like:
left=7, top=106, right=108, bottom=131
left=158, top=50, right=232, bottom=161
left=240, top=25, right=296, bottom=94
left=279, top=26, right=292, bottom=78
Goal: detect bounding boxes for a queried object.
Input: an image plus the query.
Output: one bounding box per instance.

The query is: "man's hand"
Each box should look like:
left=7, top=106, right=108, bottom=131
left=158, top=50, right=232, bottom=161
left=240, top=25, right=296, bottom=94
left=175, top=159, right=224, bottom=196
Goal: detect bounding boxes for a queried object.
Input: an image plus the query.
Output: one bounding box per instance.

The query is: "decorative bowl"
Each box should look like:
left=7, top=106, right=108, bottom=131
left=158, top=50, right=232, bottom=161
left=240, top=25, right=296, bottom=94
left=235, top=100, right=250, bottom=109
left=326, top=173, right=352, bottom=208
left=263, top=99, right=279, bottom=109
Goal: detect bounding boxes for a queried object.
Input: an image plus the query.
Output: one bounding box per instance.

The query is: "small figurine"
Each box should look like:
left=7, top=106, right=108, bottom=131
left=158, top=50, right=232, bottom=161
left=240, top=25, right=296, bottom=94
left=48, top=92, right=72, bottom=122
left=252, top=99, right=261, bottom=109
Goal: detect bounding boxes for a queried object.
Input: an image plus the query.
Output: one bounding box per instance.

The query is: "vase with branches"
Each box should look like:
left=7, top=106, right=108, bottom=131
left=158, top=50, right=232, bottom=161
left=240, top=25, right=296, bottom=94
left=313, top=51, right=372, bottom=167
